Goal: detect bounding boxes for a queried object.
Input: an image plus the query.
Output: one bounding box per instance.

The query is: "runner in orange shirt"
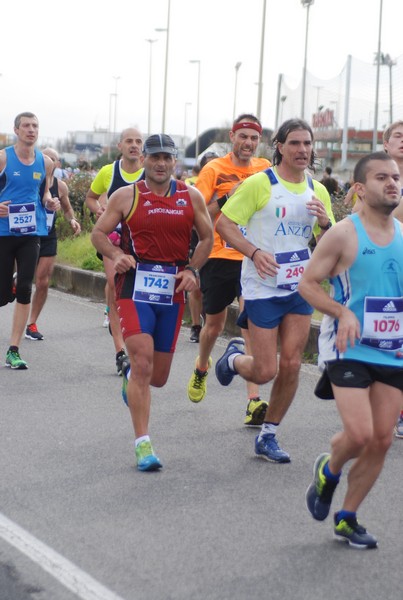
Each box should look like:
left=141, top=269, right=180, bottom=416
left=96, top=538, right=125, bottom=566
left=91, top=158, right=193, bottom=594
left=187, top=114, right=271, bottom=426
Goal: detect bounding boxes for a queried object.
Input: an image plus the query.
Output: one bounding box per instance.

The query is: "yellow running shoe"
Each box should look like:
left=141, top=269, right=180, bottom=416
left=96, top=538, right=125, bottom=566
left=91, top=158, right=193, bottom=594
left=244, top=397, right=268, bottom=427
left=187, top=356, right=212, bottom=403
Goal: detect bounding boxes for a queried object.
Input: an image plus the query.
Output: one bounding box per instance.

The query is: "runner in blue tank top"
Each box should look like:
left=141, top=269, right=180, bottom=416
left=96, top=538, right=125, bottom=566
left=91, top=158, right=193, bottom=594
left=0, top=112, right=60, bottom=369
left=299, top=152, right=403, bottom=549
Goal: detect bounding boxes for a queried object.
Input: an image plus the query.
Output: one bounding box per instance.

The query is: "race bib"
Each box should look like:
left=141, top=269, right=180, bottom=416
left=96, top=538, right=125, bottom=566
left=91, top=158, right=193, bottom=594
left=275, top=248, right=310, bottom=291
left=46, top=208, right=56, bottom=232
left=361, top=296, right=403, bottom=351
left=8, top=203, right=37, bottom=234
left=133, top=263, right=177, bottom=305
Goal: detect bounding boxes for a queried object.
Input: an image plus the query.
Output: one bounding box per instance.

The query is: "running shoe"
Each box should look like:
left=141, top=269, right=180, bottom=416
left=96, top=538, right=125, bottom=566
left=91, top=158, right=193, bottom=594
left=254, top=434, right=291, bottom=463
left=5, top=349, right=28, bottom=370
left=135, top=440, right=163, bottom=472
left=244, top=397, right=268, bottom=427
left=187, top=356, right=213, bottom=403
left=334, top=515, right=378, bottom=549
left=394, top=412, right=403, bottom=439
left=103, top=307, right=110, bottom=328
left=116, top=350, right=129, bottom=376
left=189, top=324, right=201, bottom=343
left=25, top=323, right=44, bottom=341
left=122, top=363, right=130, bottom=407
left=306, top=453, right=339, bottom=521
left=215, top=337, right=245, bottom=386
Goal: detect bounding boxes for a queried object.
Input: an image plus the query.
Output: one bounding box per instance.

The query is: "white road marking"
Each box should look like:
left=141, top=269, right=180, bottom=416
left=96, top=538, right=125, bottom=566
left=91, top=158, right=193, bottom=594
left=0, top=512, right=126, bottom=600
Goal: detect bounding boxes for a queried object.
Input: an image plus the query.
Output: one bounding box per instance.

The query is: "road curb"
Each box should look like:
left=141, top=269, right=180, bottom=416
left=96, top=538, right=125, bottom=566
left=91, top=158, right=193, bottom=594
left=52, top=264, right=320, bottom=354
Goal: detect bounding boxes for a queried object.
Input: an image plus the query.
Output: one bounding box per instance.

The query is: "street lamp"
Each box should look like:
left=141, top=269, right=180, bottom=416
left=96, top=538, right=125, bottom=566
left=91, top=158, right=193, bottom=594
left=301, top=0, right=314, bottom=119
left=183, top=102, right=192, bottom=148
left=256, top=0, right=267, bottom=120
left=145, top=39, right=157, bottom=136
left=155, top=0, right=171, bottom=133
left=189, top=60, right=201, bottom=160
left=112, top=75, right=121, bottom=136
left=379, top=52, right=396, bottom=124
left=280, top=95, right=287, bottom=123
left=373, top=0, right=383, bottom=150
left=233, top=62, right=242, bottom=121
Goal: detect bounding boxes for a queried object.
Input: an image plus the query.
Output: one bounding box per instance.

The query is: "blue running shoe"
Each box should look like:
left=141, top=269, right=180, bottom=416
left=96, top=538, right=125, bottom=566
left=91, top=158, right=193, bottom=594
left=306, top=453, right=339, bottom=521
left=122, top=364, right=130, bottom=406
left=334, top=515, right=378, bottom=549
left=255, top=434, right=291, bottom=463
left=136, top=441, right=163, bottom=472
left=215, top=337, right=245, bottom=386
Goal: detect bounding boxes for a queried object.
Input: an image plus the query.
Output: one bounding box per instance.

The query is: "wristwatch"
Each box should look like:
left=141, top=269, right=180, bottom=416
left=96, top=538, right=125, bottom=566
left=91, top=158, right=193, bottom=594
left=319, top=219, right=332, bottom=231
left=184, top=265, right=200, bottom=279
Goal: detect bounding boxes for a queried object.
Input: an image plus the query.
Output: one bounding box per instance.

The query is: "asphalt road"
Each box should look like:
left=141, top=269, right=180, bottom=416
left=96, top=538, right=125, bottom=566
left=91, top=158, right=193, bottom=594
left=0, top=289, right=402, bottom=600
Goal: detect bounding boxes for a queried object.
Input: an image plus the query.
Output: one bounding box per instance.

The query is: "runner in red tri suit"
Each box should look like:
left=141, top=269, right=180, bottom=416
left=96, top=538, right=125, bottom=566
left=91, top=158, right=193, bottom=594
left=91, top=134, right=213, bottom=471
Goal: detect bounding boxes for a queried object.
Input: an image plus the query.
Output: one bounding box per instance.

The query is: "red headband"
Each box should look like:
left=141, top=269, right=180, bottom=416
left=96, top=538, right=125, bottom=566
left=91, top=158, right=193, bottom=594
left=232, top=121, right=262, bottom=135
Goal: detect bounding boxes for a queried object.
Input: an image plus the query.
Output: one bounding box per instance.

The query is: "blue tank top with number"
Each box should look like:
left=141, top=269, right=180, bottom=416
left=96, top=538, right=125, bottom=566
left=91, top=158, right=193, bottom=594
left=0, top=146, right=47, bottom=236
left=319, top=212, right=403, bottom=366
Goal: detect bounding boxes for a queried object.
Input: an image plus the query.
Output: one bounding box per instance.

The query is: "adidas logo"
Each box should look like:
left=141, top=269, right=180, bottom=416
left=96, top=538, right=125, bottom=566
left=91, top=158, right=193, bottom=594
left=151, top=265, right=164, bottom=272
left=383, top=301, right=397, bottom=312
left=19, top=206, right=28, bottom=212
left=289, top=252, right=300, bottom=262
left=144, top=200, right=152, bottom=206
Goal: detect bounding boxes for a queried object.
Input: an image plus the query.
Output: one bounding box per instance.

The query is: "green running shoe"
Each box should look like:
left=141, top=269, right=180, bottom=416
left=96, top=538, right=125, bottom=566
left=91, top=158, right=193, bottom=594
left=244, top=397, right=268, bottom=427
left=334, top=515, right=378, bottom=549
left=187, top=356, right=212, bottom=403
left=306, top=453, right=338, bottom=521
left=5, top=349, right=28, bottom=370
left=135, top=440, right=162, bottom=472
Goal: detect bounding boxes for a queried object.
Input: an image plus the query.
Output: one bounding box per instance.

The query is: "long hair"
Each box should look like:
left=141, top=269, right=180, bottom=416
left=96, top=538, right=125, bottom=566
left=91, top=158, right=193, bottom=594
left=271, top=118, right=317, bottom=171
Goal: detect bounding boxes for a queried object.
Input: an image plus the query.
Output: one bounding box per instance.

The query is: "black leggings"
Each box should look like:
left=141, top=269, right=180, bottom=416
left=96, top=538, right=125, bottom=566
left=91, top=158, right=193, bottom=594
left=0, top=236, right=40, bottom=306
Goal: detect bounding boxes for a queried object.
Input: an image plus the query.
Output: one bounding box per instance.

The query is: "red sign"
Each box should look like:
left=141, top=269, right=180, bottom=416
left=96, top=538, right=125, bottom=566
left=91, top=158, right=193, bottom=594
left=312, top=109, right=334, bottom=129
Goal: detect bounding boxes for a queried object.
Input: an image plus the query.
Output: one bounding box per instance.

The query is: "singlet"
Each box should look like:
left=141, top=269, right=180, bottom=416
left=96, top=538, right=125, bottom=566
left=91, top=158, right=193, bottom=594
left=117, top=179, right=194, bottom=304
left=222, top=167, right=334, bottom=299
left=90, top=160, right=144, bottom=197
left=319, top=212, right=403, bottom=367
left=0, top=146, right=47, bottom=237
left=196, top=153, right=271, bottom=260
left=45, top=177, right=59, bottom=235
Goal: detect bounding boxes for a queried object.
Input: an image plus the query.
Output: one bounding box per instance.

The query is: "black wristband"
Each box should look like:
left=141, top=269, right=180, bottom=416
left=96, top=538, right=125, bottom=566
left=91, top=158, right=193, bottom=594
left=250, top=248, right=261, bottom=262
left=217, top=194, right=228, bottom=209
left=319, top=219, right=332, bottom=231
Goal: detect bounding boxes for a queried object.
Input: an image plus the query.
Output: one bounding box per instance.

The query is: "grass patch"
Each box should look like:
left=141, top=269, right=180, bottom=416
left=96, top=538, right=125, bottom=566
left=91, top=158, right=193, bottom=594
left=57, top=233, right=103, bottom=272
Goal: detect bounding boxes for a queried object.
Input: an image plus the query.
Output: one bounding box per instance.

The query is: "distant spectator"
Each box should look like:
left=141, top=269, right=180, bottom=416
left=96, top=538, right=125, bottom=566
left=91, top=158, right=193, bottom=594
left=321, top=166, right=339, bottom=197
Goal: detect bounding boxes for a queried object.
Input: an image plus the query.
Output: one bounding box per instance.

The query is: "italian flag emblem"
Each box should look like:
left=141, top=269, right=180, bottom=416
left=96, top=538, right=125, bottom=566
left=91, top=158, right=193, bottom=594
left=276, top=207, right=286, bottom=218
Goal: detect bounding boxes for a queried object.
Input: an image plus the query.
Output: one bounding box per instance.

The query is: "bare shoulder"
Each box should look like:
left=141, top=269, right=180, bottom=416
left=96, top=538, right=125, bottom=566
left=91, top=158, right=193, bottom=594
left=57, top=178, right=69, bottom=195
left=187, top=185, right=205, bottom=207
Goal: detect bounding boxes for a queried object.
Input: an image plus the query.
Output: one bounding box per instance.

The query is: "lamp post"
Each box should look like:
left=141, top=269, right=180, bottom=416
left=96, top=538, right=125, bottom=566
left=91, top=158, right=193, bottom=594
left=256, top=0, right=267, bottom=120
left=112, top=75, right=121, bottom=137
left=155, top=0, right=171, bottom=133
left=301, top=0, right=314, bottom=119
left=183, top=102, right=192, bottom=148
left=381, top=53, right=396, bottom=123
left=233, top=62, right=242, bottom=121
left=373, top=0, right=383, bottom=150
left=189, top=60, right=201, bottom=161
left=145, top=39, right=157, bottom=136
left=280, top=95, right=287, bottom=123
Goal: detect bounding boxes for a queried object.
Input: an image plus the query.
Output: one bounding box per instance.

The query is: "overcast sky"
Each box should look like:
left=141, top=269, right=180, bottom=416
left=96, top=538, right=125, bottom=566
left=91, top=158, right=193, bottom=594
left=1, top=0, right=399, bottom=144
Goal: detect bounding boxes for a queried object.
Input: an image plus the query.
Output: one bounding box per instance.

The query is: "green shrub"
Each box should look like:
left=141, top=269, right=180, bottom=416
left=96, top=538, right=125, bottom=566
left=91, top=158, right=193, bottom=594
left=57, top=233, right=103, bottom=272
